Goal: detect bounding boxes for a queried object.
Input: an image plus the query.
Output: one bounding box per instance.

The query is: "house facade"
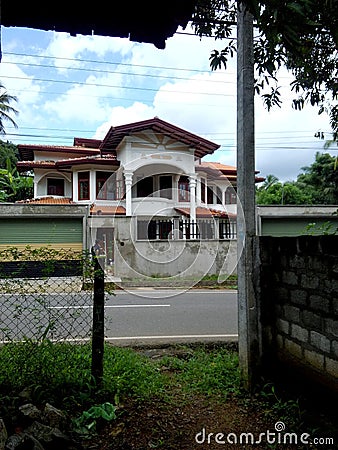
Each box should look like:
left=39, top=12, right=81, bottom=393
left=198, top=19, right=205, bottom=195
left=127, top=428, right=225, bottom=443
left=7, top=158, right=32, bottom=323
left=16, top=118, right=263, bottom=279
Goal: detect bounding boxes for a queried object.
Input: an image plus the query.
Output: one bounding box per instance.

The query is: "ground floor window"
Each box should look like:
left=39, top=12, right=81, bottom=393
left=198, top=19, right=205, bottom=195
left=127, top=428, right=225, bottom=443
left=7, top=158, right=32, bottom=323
left=137, top=219, right=173, bottom=240
left=137, top=218, right=237, bottom=240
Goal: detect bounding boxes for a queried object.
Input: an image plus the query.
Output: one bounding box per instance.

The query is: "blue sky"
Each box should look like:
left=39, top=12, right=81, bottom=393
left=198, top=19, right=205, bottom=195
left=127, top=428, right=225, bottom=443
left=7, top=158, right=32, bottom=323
left=0, top=24, right=336, bottom=181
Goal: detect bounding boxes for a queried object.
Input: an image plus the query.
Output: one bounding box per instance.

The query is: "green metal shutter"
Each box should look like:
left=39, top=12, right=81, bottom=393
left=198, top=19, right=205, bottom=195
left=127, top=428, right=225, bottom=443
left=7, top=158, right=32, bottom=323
left=0, top=218, right=83, bottom=250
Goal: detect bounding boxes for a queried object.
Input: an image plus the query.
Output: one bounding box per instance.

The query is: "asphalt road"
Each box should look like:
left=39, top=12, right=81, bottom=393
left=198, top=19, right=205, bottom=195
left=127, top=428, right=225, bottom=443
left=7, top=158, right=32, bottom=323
left=104, top=289, right=238, bottom=345
left=1, top=289, right=238, bottom=344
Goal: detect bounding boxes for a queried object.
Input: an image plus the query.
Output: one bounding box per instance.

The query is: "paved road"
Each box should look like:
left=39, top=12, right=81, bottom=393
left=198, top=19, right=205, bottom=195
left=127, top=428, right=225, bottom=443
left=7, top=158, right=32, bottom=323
left=1, top=289, right=238, bottom=344
left=104, top=289, right=238, bottom=345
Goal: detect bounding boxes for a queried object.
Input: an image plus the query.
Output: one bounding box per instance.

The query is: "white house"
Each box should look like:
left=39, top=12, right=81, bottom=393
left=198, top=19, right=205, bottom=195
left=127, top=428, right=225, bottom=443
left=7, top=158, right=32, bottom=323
left=17, top=117, right=264, bottom=278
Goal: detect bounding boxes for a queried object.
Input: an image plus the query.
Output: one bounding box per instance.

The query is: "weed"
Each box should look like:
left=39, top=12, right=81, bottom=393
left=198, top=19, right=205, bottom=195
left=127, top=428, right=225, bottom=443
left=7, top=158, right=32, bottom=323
left=259, top=383, right=303, bottom=430
left=72, top=402, right=117, bottom=435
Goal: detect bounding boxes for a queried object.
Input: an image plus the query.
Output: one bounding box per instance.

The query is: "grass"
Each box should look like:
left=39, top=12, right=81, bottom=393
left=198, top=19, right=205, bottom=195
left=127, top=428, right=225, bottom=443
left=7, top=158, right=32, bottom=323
left=158, top=346, right=241, bottom=397
left=0, top=342, right=165, bottom=407
left=1, top=341, right=334, bottom=445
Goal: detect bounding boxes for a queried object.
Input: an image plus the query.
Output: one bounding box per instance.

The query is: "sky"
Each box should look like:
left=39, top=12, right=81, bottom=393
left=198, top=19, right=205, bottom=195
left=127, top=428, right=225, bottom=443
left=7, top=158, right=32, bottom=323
left=0, top=24, right=336, bottom=182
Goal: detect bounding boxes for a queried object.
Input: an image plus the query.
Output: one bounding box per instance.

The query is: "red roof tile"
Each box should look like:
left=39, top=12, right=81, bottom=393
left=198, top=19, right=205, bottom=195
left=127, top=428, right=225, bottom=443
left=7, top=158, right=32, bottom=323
left=90, top=205, right=126, bottom=215
left=100, top=117, right=220, bottom=159
left=16, top=197, right=74, bottom=205
left=175, top=207, right=235, bottom=219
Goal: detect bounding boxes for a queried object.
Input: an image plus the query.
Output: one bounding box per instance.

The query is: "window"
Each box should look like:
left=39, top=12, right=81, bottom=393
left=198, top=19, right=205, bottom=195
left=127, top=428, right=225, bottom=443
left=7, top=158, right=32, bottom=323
left=178, top=176, right=190, bottom=202
left=159, top=175, right=172, bottom=199
left=136, top=176, right=154, bottom=197
left=96, top=171, right=115, bottom=199
left=216, top=187, right=222, bottom=204
left=78, top=172, right=90, bottom=200
left=47, top=178, right=64, bottom=196
left=207, top=186, right=214, bottom=204
left=225, top=188, right=237, bottom=204
left=137, top=219, right=173, bottom=240
left=201, top=179, right=206, bottom=203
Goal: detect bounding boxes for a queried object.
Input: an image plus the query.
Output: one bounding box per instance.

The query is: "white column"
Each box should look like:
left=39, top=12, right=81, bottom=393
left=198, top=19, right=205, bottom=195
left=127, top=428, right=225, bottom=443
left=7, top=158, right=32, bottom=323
left=189, top=175, right=197, bottom=238
left=222, top=187, right=227, bottom=206
left=124, top=170, right=133, bottom=216
left=34, top=180, right=38, bottom=198
left=90, top=170, right=96, bottom=202
left=72, top=172, right=78, bottom=202
left=173, top=174, right=180, bottom=203
left=196, top=177, right=202, bottom=206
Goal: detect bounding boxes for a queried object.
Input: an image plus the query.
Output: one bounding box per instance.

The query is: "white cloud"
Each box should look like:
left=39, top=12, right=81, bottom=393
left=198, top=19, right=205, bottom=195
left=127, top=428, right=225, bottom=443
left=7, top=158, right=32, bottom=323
left=0, top=59, right=42, bottom=130
left=44, top=32, right=134, bottom=72
left=94, top=102, right=156, bottom=139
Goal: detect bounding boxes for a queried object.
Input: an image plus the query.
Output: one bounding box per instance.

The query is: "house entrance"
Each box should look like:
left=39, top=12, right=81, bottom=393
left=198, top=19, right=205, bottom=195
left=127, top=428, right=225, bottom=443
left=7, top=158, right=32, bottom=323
left=96, top=227, right=114, bottom=269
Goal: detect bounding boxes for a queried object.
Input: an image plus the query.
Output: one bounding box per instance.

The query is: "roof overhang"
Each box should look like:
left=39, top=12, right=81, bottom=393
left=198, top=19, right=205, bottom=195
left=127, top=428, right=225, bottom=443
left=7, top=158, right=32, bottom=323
left=100, top=117, right=220, bottom=159
left=18, top=144, right=100, bottom=161
left=0, top=0, right=196, bottom=50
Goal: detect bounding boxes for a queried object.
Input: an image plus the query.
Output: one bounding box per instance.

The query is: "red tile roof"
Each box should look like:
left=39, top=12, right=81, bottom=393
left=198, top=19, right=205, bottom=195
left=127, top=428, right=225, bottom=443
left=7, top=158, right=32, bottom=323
left=100, top=117, right=220, bottom=159
left=90, top=205, right=126, bottom=215
left=175, top=207, right=235, bottom=219
left=16, top=197, right=74, bottom=205
left=18, top=144, right=100, bottom=161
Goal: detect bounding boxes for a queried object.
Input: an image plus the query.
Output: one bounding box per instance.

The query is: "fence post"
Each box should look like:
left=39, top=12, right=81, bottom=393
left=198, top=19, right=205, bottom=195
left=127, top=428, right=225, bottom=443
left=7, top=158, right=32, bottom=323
left=91, top=255, right=105, bottom=387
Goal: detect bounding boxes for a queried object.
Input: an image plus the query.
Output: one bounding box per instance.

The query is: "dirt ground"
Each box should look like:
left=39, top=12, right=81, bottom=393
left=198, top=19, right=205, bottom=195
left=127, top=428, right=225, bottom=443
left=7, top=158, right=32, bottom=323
left=81, top=392, right=338, bottom=450
left=81, top=347, right=337, bottom=450
left=82, top=394, right=279, bottom=450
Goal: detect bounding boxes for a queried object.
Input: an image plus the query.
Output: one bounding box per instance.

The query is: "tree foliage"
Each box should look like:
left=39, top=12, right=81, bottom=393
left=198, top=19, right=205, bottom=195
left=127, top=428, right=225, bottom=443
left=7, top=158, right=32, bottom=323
left=256, top=152, right=338, bottom=205
left=192, top=0, right=338, bottom=141
left=0, top=140, right=33, bottom=202
left=0, top=82, right=18, bottom=134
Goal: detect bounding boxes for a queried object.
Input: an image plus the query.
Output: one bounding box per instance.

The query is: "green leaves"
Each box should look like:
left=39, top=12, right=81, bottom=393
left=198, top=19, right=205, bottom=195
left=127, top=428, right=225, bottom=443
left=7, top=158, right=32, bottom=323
left=192, top=0, right=338, bottom=143
left=73, top=402, right=117, bottom=435
left=261, top=86, right=282, bottom=110
left=209, top=40, right=237, bottom=70
left=0, top=82, right=19, bottom=134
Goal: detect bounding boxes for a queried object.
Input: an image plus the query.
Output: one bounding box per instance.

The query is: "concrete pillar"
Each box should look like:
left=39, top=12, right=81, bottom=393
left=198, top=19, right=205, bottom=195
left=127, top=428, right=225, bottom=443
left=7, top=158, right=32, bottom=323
left=189, top=175, right=197, bottom=238
left=124, top=170, right=133, bottom=216
left=72, top=172, right=78, bottom=202
left=173, top=174, right=180, bottom=203
left=237, top=4, right=262, bottom=390
left=90, top=170, right=96, bottom=202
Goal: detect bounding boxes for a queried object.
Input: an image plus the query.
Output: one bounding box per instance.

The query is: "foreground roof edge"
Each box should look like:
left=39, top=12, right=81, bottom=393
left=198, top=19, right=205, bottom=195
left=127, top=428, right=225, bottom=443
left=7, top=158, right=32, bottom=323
left=0, top=0, right=196, bottom=50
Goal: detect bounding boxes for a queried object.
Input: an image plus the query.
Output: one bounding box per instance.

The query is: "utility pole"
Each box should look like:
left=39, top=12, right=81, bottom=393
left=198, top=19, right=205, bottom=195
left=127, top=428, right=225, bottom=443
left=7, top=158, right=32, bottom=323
left=236, top=2, right=261, bottom=390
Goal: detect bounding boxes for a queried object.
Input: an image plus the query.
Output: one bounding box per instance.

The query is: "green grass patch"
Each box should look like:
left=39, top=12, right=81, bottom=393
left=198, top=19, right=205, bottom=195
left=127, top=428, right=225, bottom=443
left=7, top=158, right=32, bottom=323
left=0, top=342, right=165, bottom=407
left=158, top=346, right=241, bottom=398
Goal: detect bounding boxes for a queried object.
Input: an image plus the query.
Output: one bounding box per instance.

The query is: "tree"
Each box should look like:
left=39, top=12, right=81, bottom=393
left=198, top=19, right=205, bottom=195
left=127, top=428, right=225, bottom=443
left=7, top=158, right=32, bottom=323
left=0, top=168, right=33, bottom=202
left=192, top=0, right=338, bottom=141
left=256, top=176, right=314, bottom=204
left=0, top=82, right=19, bottom=134
left=297, top=152, right=338, bottom=203
left=0, top=141, right=34, bottom=202
left=256, top=153, right=338, bottom=204
left=0, top=140, right=20, bottom=171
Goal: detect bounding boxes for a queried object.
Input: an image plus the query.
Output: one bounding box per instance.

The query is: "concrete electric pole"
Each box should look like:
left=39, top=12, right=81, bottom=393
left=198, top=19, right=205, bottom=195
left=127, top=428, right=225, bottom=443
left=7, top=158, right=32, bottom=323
left=236, top=2, right=262, bottom=390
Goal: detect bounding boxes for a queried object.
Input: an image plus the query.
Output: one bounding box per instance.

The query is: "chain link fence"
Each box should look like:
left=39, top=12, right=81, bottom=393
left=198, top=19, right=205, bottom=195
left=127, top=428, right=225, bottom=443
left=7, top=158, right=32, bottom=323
left=0, top=246, right=94, bottom=343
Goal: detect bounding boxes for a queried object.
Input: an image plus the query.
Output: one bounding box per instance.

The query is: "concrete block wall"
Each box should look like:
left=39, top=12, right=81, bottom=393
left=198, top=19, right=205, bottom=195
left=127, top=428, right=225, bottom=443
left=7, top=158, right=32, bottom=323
left=259, top=236, right=338, bottom=392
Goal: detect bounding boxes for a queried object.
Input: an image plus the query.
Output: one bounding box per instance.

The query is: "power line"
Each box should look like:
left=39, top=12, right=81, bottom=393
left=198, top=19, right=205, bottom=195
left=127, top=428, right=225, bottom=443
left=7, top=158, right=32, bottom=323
left=1, top=75, right=235, bottom=97
left=2, top=60, right=235, bottom=85
left=4, top=51, right=235, bottom=76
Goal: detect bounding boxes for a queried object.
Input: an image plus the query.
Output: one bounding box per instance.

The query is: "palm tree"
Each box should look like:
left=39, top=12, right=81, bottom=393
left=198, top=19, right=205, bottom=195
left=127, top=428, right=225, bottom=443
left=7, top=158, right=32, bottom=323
left=262, top=174, right=279, bottom=190
left=0, top=82, right=18, bottom=134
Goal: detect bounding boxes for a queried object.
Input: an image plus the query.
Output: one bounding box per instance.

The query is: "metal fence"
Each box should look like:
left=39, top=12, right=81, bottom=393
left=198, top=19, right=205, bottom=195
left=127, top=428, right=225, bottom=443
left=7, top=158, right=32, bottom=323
left=0, top=247, right=94, bottom=344
left=137, top=218, right=237, bottom=240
